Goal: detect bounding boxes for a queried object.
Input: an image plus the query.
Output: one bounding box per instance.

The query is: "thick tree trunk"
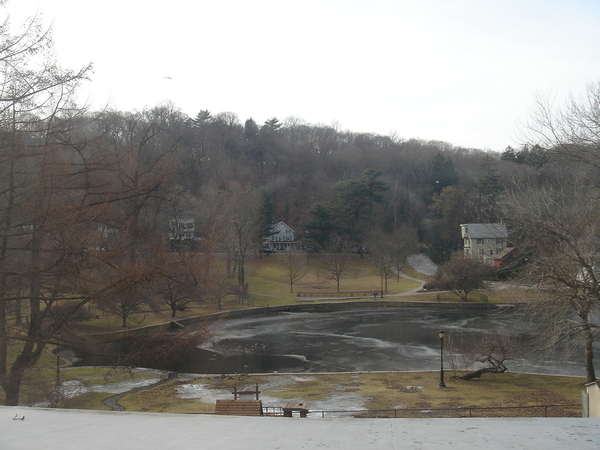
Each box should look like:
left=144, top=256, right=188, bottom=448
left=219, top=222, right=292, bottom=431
left=0, top=300, right=6, bottom=393
left=3, top=347, right=42, bottom=406
left=237, top=254, right=246, bottom=305
left=3, top=368, right=25, bottom=406
left=583, top=323, right=596, bottom=383
left=0, top=160, right=15, bottom=396
left=458, top=365, right=507, bottom=381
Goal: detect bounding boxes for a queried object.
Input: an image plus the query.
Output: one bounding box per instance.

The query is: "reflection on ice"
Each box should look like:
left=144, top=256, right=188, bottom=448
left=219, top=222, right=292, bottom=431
left=277, top=354, right=312, bottom=364
left=289, top=331, right=398, bottom=349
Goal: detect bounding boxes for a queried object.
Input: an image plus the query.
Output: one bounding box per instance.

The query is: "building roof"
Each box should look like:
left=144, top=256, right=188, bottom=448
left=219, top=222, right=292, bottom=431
left=270, top=221, right=295, bottom=233
left=461, top=223, right=508, bottom=239
left=493, top=247, right=515, bottom=261
left=2, top=407, right=600, bottom=449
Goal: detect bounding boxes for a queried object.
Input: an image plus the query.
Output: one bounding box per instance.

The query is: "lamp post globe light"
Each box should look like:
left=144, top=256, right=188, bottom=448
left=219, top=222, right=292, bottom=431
left=438, top=330, right=446, bottom=388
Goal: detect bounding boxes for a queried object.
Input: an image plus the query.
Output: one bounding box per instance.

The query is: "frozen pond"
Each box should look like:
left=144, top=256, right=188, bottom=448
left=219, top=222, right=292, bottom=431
left=172, top=307, right=591, bottom=377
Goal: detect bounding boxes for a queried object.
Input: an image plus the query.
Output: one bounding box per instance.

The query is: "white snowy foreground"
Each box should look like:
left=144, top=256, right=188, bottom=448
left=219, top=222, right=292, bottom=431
left=1, top=406, right=600, bottom=449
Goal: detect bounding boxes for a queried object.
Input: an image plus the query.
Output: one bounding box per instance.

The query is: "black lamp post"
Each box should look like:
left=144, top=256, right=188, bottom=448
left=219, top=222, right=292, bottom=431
left=438, top=330, right=446, bottom=388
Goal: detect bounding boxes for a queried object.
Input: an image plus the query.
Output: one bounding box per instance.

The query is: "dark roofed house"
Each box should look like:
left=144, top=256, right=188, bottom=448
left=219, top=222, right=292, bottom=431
left=493, top=247, right=516, bottom=268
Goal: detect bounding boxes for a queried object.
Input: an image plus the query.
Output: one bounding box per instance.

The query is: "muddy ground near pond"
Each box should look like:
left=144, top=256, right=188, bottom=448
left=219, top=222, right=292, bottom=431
left=53, top=367, right=583, bottom=418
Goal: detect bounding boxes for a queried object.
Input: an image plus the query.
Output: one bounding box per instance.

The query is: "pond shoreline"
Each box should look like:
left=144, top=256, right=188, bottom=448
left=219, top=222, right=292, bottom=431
left=87, top=299, right=518, bottom=341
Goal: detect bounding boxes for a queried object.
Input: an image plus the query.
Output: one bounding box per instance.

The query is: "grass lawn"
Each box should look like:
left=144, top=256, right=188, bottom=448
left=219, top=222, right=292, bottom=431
left=44, top=369, right=585, bottom=418
left=68, top=253, right=430, bottom=334
left=248, top=254, right=416, bottom=294
left=247, top=254, right=422, bottom=306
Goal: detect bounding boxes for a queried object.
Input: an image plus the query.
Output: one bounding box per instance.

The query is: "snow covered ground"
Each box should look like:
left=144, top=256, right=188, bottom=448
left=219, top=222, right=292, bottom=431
left=2, top=406, right=599, bottom=449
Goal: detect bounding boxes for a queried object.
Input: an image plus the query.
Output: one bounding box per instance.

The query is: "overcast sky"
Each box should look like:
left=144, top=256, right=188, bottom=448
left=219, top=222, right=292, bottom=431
left=7, top=0, right=600, bottom=151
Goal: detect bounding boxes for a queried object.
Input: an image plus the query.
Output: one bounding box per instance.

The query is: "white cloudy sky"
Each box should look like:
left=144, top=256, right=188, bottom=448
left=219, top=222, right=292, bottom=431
left=6, top=0, right=600, bottom=150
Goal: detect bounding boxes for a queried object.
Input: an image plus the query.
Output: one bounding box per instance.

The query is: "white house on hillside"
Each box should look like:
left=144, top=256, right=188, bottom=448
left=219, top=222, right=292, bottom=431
left=265, top=221, right=298, bottom=251
left=461, top=223, right=508, bottom=266
left=169, top=218, right=197, bottom=245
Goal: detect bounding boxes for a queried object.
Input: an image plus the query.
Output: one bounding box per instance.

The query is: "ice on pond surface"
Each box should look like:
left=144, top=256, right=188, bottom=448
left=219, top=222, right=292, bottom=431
left=182, top=307, right=593, bottom=377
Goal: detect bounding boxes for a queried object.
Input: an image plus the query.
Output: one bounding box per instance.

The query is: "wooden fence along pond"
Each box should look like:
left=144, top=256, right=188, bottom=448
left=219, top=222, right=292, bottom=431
left=297, top=290, right=387, bottom=298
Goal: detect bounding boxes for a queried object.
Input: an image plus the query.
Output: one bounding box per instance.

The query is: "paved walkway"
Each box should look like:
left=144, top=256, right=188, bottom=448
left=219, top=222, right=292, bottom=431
left=391, top=254, right=437, bottom=297
left=101, top=375, right=178, bottom=412
left=407, top=253, right=438, bottom=276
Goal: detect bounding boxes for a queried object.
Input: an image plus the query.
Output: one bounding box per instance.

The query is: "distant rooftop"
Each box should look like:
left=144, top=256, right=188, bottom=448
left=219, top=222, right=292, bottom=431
left=461, top=223, right=508, bottom=239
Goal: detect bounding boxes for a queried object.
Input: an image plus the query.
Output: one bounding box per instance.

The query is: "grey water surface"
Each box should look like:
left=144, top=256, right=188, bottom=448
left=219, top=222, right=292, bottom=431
left=176, top=307, right=590, bottom=377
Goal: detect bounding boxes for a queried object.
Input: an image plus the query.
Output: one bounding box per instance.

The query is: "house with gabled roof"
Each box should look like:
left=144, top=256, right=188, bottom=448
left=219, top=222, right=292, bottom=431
left=264, top=221, right=299, bottom=252
left=460, top=223, right=508, bottom=266
left=169, top=218, right=202, bottom=250
left=493, top=247, right=516, bottom=268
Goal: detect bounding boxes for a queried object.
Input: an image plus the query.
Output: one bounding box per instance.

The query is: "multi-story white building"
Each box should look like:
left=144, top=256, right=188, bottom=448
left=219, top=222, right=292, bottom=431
left=264, top=221, right=299, bottom=252
left=169, top=218, right=196, bottom=242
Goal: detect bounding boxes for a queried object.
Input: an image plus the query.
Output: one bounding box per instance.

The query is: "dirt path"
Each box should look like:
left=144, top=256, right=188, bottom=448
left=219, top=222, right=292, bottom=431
left=101, top=375, right=181, bottom=411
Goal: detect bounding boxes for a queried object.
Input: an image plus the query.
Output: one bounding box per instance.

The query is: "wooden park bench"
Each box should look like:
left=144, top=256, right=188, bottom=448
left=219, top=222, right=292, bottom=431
left=215, top=384, right=264, bottom=416
left=215, top=399, right=263, bottom=416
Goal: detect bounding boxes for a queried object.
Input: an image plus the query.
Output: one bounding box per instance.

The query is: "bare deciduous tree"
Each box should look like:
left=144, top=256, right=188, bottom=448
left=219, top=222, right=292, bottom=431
left=204, top=274, right=236, bottom=310
left=523, top=81, right=600, bottom=170
left=318, top=236, right=352, bottom=292
left=218, top=183, right=263, bottom=304
left=0, top=12, right=186, bottom=402
left=365, top=234, right=395, bottom=293
left=0, top=6, right=94, bottom=405
left=157, top=252, right=205, bottom=318
left=284, top=251, right=307, bottom=293
left=371, top=251, right=394, bottom=294
left=447, top=327, right=520, bottom=381
left=431, top=254, right=491, bottom=301
left=504, top=181, right=600, bottom=382
left=387, top=226, right=420, bottom=282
